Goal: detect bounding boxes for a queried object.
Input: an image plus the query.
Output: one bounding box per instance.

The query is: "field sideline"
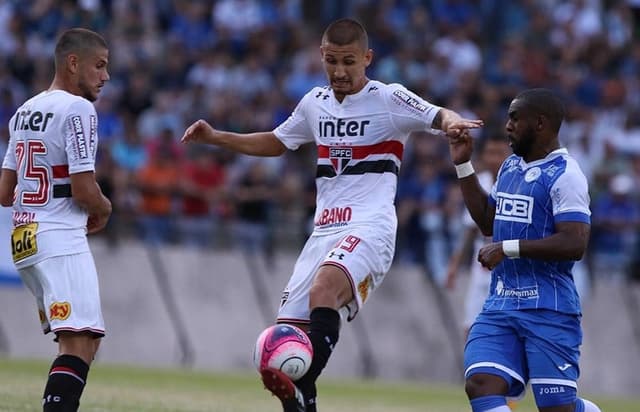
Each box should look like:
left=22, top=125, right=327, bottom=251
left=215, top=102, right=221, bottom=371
left=1, top=358, right=639, bottom=412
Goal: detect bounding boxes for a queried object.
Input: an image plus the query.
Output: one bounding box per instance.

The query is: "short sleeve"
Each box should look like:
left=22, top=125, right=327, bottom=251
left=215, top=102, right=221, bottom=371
left=2, top=116, right=17, bottom=170
left=64, top=99, right=98, bottom=174
left=551, top=161, right=591, bottom=224
left=273, top=91, right=314, bottom=150
left=385, top=84, right=442, bottom=134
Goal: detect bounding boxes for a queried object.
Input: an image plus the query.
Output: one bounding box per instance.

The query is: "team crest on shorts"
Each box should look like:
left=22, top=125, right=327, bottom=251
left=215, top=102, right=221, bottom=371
left=329, top=147, right=352, bottom=173
left=49, top=301, right=71, bottom=321
left=358, top=274, right=373, bottom=303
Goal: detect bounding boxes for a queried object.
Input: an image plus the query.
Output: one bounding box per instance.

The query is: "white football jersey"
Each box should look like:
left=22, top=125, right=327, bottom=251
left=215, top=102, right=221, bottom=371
left=274, top=80, right=442, bottom=236
left=3, top=90, right=97, bottom=268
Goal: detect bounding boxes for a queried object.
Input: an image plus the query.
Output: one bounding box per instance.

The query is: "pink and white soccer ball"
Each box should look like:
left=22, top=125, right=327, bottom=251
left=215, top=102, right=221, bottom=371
left=253, top=324, right=313, bottom=381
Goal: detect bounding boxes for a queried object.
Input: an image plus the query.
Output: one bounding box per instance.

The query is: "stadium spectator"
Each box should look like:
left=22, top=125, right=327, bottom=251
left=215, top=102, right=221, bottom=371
left=178, top=147, right=227, bottom=249
left=591, top=173, right=640, bottom=283
left=135, top=144, right=180, bottom=245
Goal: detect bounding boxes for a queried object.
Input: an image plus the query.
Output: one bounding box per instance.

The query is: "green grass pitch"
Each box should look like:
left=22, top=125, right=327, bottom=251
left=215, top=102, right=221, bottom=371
left=1, top=358, right=639, bottom=411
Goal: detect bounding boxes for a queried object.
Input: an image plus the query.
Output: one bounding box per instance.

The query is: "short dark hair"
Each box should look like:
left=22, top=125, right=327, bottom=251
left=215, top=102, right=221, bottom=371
left=54, top=28, right=108, bottom=69
left=515, top=88, right=565, bottom=133
left=322, top=18, right=368, bottom=50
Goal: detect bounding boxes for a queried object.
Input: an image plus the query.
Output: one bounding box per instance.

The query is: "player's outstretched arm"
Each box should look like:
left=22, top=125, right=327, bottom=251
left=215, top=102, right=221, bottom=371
left=71, top=171, right=112, bottom=234
left=448, top=132, right=495, bottom=235
left=181, top=119, right=287, bottom=157
left=432, top=108, right=484, bottom=137
left=0, top=168, right=17, bottom=207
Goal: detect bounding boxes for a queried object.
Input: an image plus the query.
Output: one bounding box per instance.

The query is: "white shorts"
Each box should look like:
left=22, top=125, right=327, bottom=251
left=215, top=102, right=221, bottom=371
left=277, top=227, right=395, bottom=323
left=19, top=252, right=105, bottom=337
left=463, top=263, right=491, bottom=328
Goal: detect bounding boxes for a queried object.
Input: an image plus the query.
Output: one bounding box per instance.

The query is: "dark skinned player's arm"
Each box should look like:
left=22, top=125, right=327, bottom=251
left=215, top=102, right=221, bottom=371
left=518, top=221, right=590, bottom=261
left=457, top=174, right=495, bottom=237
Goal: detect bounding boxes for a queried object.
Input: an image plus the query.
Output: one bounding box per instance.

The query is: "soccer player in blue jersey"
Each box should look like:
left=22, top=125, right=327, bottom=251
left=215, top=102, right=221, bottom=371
left=447, top=89, right=601, bottom=412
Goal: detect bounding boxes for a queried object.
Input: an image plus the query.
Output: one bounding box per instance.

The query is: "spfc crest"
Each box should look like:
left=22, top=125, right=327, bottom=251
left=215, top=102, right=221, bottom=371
left=329, top=147, right=352, bottom=173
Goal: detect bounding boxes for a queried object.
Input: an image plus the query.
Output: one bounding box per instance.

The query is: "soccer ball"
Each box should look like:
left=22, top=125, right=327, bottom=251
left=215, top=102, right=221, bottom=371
left=253, top=324, right=313, bottom=381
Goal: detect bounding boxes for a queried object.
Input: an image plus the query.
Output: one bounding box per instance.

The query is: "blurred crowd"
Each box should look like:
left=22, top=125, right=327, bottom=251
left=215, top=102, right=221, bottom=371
left=1, top=0, right=639, bottom=287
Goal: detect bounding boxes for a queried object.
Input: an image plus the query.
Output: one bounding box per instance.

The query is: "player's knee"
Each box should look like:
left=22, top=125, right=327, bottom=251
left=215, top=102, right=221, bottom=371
left=532, top=382, right=576, bottom=411
left=308, top=282, right=340, bottom=309
left=57, top=332, right=100, bottom=365
left=464, top=374, right=509, bottom=399
left=309, top=268, right=353, bottom=309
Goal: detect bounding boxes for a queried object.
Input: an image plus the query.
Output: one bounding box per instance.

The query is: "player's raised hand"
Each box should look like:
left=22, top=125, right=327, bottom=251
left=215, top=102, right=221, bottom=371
left=448, top=129, right=474, bottom=165
left=181, top=119, right=216, bottom=145
left=443, top=118, right=484, bottom=138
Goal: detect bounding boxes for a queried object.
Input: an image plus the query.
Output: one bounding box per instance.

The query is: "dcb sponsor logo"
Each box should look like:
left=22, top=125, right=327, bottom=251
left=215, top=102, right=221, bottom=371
left=495, top=192, right=533, bottom=223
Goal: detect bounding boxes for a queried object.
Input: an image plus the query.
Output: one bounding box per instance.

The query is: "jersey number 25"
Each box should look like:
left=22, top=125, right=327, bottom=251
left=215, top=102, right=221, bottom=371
left=15, top=140, right=49, bottom=205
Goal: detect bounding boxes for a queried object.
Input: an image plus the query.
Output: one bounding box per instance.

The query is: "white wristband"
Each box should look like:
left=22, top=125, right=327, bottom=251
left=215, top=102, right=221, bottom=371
left=455, top=161, right=475, bottom=179
left=502, top=240, right=520, bottom=258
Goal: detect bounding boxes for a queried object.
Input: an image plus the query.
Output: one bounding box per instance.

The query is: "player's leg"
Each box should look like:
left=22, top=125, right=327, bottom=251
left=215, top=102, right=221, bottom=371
left=294, top=263, right=351, bottom=412
left=522, top=310, right=601, bottom=412
left=38, top=253, right=105, bottom=412
left=265, top=236, right=325, bottom=412
left=464, top=312, right=528, bottom=412
left=43, top=331, right=98, bottom=412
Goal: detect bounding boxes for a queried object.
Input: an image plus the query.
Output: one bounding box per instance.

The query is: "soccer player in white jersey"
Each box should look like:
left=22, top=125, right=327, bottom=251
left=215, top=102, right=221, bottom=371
left=0, top=28, right=111, bottom=412
left=448, top=89, right=601, bottom=412
left=182, top=18, right=482, bottom=412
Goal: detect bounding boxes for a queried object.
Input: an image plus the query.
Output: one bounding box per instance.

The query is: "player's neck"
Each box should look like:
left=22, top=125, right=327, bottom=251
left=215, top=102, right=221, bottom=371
left=48, top=75, right=77, bottom=96
left=333, top=78, right=369, bottom=103
left=524, top=140, right=560, bottom=163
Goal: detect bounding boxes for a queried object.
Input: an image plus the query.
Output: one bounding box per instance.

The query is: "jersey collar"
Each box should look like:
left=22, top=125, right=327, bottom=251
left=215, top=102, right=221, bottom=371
left=334, top=80, right=373, bottom=105
left=519, top=148, right=568, bottom=169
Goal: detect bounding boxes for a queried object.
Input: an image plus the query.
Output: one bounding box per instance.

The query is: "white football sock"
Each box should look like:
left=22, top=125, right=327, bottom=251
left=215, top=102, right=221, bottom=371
left=485, top=407, right=511, bottom=412
left=580, top=398, right=602, bottom=412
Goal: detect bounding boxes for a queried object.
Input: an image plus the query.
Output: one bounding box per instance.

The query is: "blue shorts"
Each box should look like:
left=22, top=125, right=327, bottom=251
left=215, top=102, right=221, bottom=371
left=464, top=310, right=582, bottom=401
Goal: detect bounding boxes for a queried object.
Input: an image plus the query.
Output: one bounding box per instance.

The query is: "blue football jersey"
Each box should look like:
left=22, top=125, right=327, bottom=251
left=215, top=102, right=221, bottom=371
left=484, top=148, right=590, bottom=314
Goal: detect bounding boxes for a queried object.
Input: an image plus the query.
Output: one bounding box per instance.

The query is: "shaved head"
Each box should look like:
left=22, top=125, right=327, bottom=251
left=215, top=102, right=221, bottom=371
left=54, top=28, right=108, bottom=70
left=514, top=88, right=565, bottom=133
left=322, top=18, right=368, bottom=51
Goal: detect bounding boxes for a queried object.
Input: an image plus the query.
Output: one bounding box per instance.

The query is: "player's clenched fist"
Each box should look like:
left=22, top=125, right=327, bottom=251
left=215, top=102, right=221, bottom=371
left=181, top=119, right=216, bottom=144
left=477, top=242, right=506, bottom=270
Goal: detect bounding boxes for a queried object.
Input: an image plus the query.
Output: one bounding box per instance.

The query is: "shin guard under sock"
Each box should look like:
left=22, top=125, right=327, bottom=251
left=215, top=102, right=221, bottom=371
left=42, top=355, right=89, bottom=412
left=297, top=307, right=341, bottom=412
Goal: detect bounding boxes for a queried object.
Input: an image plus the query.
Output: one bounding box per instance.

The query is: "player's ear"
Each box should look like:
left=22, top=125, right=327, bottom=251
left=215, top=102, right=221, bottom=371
left=364, top=49, right=373, bottom=67
left=67, top=53, right=79, bottom=75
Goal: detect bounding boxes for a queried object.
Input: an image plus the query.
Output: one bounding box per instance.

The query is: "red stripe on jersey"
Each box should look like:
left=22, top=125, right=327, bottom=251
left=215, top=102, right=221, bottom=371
left=52, top=165, right=69, bottom=178
left=318, top=141, right=404, bottom=160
